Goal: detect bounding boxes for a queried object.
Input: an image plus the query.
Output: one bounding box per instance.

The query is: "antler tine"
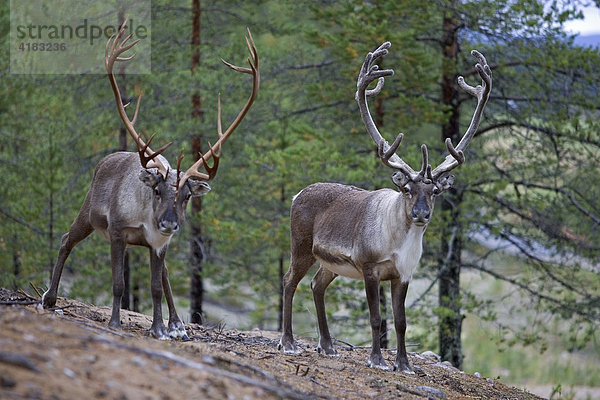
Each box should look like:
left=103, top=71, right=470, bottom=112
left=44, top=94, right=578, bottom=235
left=138, top=134, right=173, bottom=168
left=431, top=49, right=492, bottom=180
left=378, top=132, right=403, bottom=167
left=178, top=29, right=260, bottom=190
left=216, top=93, right=224, bottom=142
left=203, top=141, right=221, bottom=180
left=105, top=18, right=171, bottom=179
left=366, top=77, right=386, bottom=97
left=356, top=42, right=423, bottom=181
left=419, top=145, right=433, bottom=183
left=131, top=92, right=142, bottom=126
left=171, top=150, right=186, bottom=207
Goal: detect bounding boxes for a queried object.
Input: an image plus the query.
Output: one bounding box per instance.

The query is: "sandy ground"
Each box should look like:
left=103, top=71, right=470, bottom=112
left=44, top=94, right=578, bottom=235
left=0, top=288, right=544, bottom=400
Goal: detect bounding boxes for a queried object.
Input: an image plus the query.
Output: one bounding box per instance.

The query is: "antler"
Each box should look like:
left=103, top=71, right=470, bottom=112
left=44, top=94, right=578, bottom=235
left=178, top=28, right=260, bottom=190
left=105, top=18, right=172, bottom=179
left=356, top=44, right=492, bottom=185
left=430, top=50, right=492, bottom=179
left=356, top=42, right=431, bottom=183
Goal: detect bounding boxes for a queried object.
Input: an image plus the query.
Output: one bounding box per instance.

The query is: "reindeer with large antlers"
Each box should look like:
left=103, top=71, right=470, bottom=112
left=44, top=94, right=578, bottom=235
left=279, top=42, right=491, bottom=371
left=42, top=20, right=260, bottom=340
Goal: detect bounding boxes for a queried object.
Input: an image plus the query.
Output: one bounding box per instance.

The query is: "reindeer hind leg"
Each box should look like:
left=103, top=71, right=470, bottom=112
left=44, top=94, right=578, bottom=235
left=279, top=250, right=315, bottom=354
left=42, top=204, right=94, bottom=308
left=311, top=266, right=337, bottom=355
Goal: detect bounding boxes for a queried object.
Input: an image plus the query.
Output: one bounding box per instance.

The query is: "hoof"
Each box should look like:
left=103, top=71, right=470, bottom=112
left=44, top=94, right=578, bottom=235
left=367, top=361, right=390, bottom=371
left=168, top=322, right=189, bottom=341
left=317, top=344, right=338, bottom=357
left=278, top=339, right=301, bottom=354
left=108, top=319, right=122, bottom=331
left=150, top=324, right=170, bottom=341
left=168, top=329, right=190, bottom=341
left=367, top=354, right=389, bottom=370
left=41, top=291, right=56, bottom=309
left=393, top=355, right=413, bottom=373
left=154, top=332, right=170, bottom=341
left=393, top=363, right=414, bottom=374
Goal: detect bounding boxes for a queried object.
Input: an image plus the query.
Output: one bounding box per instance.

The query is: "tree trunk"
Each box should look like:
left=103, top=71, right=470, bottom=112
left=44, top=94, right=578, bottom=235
left=189, top=0, right=205, bottom=324
left=12, top=233, right=21, bottom=291
left=278, top=255, right=284, bottom=332
left=438, top=1, right=464, bottom=369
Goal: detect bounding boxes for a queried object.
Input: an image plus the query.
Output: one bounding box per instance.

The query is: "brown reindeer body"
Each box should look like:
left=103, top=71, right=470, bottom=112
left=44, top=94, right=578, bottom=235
left=293, top=183, right=427, bottom=282
left=279, top=42, right=492, bottom=371
left=43, top=152, right=209, bottom=339
left=42, top=21, right=260, bottom=340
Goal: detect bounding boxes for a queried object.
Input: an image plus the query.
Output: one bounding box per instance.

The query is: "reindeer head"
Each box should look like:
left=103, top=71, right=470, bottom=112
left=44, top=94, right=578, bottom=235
left=137, top=164, right=210, bottom=235
left=355, top=42, right=492, bottom=226
left=105, top=20, right=259, bottom=236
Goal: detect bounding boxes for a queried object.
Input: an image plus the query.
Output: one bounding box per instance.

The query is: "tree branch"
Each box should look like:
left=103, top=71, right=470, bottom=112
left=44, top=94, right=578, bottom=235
left=463, top=262, right=599, bottom=321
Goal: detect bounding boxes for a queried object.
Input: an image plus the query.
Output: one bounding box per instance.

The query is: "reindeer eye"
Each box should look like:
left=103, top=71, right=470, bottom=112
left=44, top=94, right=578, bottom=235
left=154, top=187, right=160, bottom=196
left=402, top=184, right=411, bottom=194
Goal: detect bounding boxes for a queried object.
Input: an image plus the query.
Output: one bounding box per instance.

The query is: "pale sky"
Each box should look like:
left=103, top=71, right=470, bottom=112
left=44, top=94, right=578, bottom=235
left=564, top=5, right=600, bottom=35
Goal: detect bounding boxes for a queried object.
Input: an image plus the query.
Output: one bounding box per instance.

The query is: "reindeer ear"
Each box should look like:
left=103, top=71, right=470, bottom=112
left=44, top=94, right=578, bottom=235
left=391, top=171, right=411, bottom=194
left=391, top=171, right=407, bottom=188
left=438, top=174, right=455, bottom=191
left=187, top=180, right=211, bottom=197
left=139, top=169, right=160, bottom=188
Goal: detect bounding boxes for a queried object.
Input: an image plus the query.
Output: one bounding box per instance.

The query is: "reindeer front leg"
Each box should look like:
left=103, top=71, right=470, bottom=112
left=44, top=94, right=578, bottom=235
left=364, top=267, right=388, bottom=369
left=391, top=279, right=412, bottom=372
left=149, top=249, right=169, bottom=340
left=108, top=237, right=126, bottom=330
left=162, top=264, right=189, bottom=340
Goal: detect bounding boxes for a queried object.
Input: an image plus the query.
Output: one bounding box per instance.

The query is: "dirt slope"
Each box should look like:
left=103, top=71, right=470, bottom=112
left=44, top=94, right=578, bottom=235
left=0, top=288, right=542, bottom=400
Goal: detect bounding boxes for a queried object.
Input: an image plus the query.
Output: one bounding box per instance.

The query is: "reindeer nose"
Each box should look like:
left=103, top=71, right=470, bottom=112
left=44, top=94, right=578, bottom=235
left=158, top=219, right=179, bottom=235
left=411, top=207, right=431, bottom=223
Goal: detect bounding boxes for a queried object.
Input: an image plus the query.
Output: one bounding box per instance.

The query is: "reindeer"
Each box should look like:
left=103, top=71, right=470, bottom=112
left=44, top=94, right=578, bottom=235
left=279, top=42, right=491, bottom=371
left=42, top=21, right=260, bottom=340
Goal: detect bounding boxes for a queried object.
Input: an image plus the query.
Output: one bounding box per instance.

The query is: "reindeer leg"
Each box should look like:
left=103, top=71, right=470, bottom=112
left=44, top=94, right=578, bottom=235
left=162, top=264, right=188, bottom=340
left=279, top=252, right=315, bottom=354
left=364, top=267, right=388, bottom=369
left=108, top=237, right=126, bottom=330
left=391, top=279, right=412, bottom=373
left=149, top=249, right=169, bottom=340
left=311, top=266, right=338, bottom=356
left=42, top=201, right=94, bottom=308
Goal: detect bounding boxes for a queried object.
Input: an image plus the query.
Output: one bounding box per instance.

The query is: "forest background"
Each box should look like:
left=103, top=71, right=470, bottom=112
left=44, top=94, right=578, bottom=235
left=1, top=0, right=599, bottom=397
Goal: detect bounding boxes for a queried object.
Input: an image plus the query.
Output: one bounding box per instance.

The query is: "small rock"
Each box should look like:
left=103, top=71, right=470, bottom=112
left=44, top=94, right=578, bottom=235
left=440, top=360, right=457, bottom=370
left=63, top=368, right=76, bottom=379
left=23, top=333, right=36, bottom=342
left=415, top=385, right=447, bottom=399
left=421, top=350, right=441, bottom=361
left=131, top=356, right=146, bottom=367
left=474, top=372, right=482, bottom=378
left=202, top=355, right=215, bottom=365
